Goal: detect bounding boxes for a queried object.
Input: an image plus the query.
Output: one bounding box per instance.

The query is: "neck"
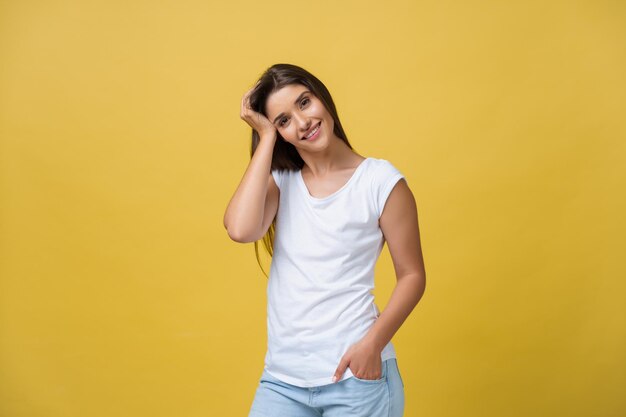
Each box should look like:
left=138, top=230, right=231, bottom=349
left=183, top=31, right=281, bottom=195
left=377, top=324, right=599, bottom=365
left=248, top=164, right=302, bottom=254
left=299, top=137, right=364, bottom=178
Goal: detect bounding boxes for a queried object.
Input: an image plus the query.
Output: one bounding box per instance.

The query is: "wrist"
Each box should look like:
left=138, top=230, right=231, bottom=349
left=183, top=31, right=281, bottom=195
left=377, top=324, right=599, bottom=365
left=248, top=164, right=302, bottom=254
left=259, top=130, right=277, bottom=142
left=362, top=332, right=385, bottom=353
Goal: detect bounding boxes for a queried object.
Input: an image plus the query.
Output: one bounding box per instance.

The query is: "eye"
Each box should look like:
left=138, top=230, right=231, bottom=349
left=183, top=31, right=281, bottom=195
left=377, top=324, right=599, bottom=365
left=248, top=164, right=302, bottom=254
left=277, top=96, right=310, bottom=128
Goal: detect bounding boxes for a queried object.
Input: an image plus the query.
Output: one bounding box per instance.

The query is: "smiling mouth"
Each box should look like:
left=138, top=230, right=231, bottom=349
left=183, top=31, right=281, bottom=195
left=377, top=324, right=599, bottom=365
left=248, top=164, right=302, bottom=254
left=302, top=122, right=321, bottom=140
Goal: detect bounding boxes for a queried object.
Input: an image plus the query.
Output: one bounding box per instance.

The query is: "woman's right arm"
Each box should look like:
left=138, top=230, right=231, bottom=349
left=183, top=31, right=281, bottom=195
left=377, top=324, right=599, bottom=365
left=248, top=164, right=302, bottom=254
left=223, top=84, right=280, bottom=243
left=223, top=135, right=279, bottom=243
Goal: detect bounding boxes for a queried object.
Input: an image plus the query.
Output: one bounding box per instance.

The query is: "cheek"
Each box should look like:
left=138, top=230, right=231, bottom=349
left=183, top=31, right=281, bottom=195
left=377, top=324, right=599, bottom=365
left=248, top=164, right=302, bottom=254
left=310, top=102, right=325, bottom=116
left=280, top=126, right=298, bottom=141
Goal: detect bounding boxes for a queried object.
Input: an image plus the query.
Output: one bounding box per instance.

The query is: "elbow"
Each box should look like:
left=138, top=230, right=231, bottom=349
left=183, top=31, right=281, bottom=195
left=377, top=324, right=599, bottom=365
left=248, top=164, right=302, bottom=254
left=418, top=270, right=426, bottom=292
left=224, top=224, right=259, bottom=243
left=223, top=211, right=259, bottom=243
left=417, top=273, right=426, bottom=300
left=401, top=271, right=426, bottom=302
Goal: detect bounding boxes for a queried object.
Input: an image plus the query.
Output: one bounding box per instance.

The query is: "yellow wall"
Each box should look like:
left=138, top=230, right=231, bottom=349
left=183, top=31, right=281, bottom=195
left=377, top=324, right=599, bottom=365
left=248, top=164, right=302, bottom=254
left=1, top=1, right=624, bottom=416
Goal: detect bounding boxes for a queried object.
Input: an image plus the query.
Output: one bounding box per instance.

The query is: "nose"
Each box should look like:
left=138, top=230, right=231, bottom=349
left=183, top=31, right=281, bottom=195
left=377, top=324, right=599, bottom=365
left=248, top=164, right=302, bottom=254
left=293, top=112, right=311, bottom=132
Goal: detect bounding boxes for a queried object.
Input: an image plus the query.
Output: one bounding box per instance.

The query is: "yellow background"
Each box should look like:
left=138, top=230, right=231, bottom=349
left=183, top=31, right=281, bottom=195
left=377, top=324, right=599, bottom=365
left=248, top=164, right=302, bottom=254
left=1, top=1, right=624, bottom=416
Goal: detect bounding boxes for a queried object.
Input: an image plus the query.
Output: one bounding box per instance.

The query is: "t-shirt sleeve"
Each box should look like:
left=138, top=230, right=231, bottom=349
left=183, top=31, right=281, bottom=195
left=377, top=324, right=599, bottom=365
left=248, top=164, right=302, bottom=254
left=271, top=168, right=283, bottom=190
left=373, top=160, right=406, bottom=218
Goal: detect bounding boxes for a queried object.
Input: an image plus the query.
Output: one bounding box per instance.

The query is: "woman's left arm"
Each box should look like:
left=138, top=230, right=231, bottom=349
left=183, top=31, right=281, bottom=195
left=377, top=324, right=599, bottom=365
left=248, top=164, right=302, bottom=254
left=333, top=178, right=426, bottom=382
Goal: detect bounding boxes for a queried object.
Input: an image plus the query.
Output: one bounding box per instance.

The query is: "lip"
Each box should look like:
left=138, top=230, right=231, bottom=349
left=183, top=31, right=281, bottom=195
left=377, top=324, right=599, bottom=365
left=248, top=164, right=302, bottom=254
left=302, top=122, right=321, bottom=140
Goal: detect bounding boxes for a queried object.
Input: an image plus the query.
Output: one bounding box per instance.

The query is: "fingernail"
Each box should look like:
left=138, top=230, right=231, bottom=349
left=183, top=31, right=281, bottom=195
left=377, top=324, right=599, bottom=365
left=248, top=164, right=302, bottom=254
left=332, top=376, right=337, bottom=383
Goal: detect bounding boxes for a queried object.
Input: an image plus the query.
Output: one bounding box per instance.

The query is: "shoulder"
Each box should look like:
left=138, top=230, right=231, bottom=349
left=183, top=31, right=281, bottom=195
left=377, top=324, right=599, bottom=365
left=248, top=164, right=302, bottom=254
left=365, top=157, right=405, bottom=188
left=365, top=157, right=407, bottom=218
left=366, top=157, right=403, bottom=176
left=271, top=167, right=291, bottom=189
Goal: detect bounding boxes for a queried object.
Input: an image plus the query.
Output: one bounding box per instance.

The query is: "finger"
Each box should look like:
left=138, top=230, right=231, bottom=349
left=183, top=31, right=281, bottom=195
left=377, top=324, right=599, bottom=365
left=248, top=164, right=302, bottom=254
left=241, top=88, right=253, bottom=107
left=332, top=357, right=350, bottom=383
left=241, top=96, right=252, bottom=116
left=241, top=93, right=251, bottom=108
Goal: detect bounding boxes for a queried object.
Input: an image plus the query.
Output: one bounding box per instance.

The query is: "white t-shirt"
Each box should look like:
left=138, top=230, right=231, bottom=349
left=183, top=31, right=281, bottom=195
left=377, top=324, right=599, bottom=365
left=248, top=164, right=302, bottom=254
left=265, top=157, right=405, bottom=388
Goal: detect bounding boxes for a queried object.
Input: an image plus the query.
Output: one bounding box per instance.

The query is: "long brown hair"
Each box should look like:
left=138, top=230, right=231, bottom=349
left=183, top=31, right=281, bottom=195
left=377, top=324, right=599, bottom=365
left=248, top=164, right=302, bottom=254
left=247, top=63, right=354, bottom=277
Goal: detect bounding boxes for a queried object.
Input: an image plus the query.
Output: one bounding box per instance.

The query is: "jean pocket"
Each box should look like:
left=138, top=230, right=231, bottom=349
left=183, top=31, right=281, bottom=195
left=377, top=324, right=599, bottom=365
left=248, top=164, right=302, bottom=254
left=352, top=374, right=386, bottom=383
left=350, top=360, right=387, bottom=383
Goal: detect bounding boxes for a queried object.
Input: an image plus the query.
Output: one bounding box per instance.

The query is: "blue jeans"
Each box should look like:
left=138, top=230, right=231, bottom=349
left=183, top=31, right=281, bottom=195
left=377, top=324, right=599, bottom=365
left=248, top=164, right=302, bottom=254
left=248, top=358, right=405, bottom=417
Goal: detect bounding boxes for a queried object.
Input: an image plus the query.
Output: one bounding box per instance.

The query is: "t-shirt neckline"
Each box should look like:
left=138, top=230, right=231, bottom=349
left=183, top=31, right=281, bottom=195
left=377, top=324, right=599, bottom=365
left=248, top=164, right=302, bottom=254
left=297, top=157, right=371, bottom=202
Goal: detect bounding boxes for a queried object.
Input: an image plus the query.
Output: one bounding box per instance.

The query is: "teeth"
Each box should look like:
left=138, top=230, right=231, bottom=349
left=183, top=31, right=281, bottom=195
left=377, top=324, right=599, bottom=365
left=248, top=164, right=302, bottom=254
left=304, top=123, right=320, bottom=139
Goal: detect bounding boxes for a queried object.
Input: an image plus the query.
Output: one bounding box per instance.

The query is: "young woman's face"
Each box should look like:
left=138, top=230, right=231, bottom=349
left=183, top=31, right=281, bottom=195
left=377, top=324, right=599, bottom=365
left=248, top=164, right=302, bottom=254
left=265, top=84, right=335, bottom=148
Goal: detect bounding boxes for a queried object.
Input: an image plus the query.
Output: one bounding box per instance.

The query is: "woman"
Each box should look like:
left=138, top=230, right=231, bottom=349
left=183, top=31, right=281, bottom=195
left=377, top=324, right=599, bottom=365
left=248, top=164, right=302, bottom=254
left=223, top=63, right=426, bottom=417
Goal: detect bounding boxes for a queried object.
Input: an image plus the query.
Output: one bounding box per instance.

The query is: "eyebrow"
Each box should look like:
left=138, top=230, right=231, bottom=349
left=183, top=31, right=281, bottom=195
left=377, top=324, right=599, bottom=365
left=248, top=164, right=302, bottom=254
left=272, top=90, right=311, bottom=125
